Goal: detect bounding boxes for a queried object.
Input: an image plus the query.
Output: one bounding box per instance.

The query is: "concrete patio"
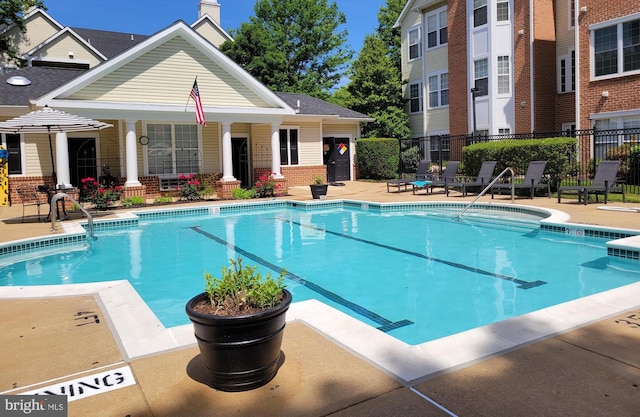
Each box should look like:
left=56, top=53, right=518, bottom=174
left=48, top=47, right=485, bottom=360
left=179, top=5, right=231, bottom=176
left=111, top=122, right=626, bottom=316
left=1, top=181, right=639, bottom=416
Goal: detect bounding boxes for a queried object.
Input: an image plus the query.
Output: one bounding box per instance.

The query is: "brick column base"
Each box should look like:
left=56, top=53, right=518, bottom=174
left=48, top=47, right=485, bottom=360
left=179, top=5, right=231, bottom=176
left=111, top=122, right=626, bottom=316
left=122, top=185, right=147, bottom=200
left=274, top=177, right=288, bottom=196
left=216, top=180, right=241, bottom=200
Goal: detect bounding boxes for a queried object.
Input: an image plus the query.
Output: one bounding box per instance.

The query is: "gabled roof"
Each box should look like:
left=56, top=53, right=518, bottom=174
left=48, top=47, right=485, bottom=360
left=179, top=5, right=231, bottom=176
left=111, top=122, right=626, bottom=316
left=0, top=66, right=86, bottom=106
left=190, top=14, right=233, bottom=44
left=35, top=20, right=295, bottom=119
left=394, top=0, right=443, bottom=28
left=275, top=92, right=371, bottom=120
left=24, top=27, right=107, bottom=62
left=71, top=27, right=149, bottom=59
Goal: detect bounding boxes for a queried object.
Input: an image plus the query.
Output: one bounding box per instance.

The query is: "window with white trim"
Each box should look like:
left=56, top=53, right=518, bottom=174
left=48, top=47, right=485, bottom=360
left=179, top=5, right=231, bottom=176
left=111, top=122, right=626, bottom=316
left=146, top=123, right=200, bottom=175
left=558, top=50, right=575, bottom=93
left=474, top=58, right=489, bottom=96
left=474, top=0, right=488, bottom=27
left=496, top=0, right=509, bottom=22
left=279, top=128, right=299, bottom=165
left=427, top=8, right=448, bottom=49
left=498, top=128, right=510, bottom=135
left=569, top=0, right=575, bottom=28
left=2, top=133, right=22, bottom=175
left=409, top=82, right=423, bottom=113
left=593, top=16, right=640, bottom=77
left=497, top=56, right=510, bottom=94
left=428, top=72, right=449, bottom=109
left=594, top=117, right=640, bottom=158
left=408, top=26, right=421, bottom=60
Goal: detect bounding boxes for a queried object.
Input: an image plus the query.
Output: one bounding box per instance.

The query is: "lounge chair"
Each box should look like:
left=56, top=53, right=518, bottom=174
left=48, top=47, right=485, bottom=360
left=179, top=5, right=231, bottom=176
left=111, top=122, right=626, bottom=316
left=491, top=160, right=549, bottom=199
left=387, top=160, right=432, bottom=193
left=428, top=161, right=461, bottom=194
left=557, top=160, right=623, bottom=205
left=445, top=161, right=497, bottom=196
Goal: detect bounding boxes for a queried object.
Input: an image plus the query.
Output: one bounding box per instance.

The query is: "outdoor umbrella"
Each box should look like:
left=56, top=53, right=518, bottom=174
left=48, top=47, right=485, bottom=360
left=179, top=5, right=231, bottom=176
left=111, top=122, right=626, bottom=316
left=0, top=105, right=112, bottom=185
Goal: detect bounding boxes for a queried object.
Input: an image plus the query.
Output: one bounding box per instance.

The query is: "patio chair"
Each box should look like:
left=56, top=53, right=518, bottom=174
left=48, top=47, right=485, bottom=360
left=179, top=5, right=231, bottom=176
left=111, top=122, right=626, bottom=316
left=491, top=160, right=549, bottom=199
left=557, top=160, right=623, bottom=205
left=428, top=161, right=461, bottom=194
left=387, top=160, right=432, bottom=193
left=445, top=161, right=497, bottom=196
left=16, top=184, right=47, bottom=222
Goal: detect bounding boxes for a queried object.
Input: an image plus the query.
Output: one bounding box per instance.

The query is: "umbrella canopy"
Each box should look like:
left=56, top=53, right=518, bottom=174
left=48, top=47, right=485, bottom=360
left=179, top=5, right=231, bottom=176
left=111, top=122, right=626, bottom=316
left=0, top=105, right=112, bottom=133
left=0, top=106, right=112, bottom=185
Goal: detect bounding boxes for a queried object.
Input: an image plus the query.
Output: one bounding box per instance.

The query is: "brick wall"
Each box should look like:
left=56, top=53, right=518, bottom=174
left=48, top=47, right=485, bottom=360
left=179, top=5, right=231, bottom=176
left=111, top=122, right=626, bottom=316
left=577, top=1, right=640, bottom=127
left=532, top=0, right=557, bottom=132
left=513, top=0, right=532, bottom=133
left=448, top=0, right=469, bottom=136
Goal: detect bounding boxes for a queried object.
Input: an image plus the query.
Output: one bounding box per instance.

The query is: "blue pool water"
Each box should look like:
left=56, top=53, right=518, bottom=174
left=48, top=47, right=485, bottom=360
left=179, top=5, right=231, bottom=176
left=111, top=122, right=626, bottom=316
left=2, top=204, right=639, bottom=345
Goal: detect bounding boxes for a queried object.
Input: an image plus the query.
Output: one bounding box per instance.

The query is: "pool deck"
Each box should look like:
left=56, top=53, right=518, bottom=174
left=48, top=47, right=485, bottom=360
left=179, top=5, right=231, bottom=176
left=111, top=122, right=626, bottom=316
left=1, top=182, right=640, bottom=416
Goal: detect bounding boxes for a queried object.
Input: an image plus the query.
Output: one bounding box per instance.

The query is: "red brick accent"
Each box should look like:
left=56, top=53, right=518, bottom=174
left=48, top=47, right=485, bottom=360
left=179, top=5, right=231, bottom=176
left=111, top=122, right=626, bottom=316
left=280, top=166, right=327, bottom=186
left=532, top=0, right=557, bottom=132
left=215, top=179, right=241, bottom=199
left=122, top=185, right=146, bottom=199
left=448, top=0, right=469, bottom=136
left=576, top=1, right=640, bottom=128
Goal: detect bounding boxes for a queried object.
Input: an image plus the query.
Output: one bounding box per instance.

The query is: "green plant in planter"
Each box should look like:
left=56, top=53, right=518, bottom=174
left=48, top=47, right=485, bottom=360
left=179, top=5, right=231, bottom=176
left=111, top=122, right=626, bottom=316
left=201, top=257, right=286, bottom=316
left=313, top=174, right=324, bottom=184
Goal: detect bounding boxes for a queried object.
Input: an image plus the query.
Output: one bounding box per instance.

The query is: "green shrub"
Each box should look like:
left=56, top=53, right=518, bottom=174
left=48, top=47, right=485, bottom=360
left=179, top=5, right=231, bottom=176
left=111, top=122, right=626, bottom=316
left=121, top=196, right=145, bottom=207
left=462, top=137, right=576, bottom=190
left=356, top=138, right=399, bottom=179
left=153, top=196, right=173, bottom=204
left=400, top=146, right=422, bottom=173
left=232, top=187, right=255, bottom=199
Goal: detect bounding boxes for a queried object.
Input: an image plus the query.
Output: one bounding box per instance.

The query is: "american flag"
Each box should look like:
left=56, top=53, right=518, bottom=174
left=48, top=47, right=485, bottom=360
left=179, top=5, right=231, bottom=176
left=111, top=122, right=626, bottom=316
left=189, top=80, right=206, bottom=126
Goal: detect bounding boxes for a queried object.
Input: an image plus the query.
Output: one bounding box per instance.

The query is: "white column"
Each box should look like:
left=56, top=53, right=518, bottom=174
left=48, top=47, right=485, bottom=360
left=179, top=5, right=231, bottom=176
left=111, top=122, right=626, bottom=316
left=270, top=122, right=283, bottom=178
left=55, top=132, right=71, bottom=189
left=124, top=120, right=142, bottom=187
left=221, top=122, right=235, bottom=181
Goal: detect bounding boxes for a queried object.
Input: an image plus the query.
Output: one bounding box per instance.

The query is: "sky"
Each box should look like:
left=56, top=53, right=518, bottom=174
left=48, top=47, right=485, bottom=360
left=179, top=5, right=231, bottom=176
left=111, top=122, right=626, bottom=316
left=45, top=0, right=388, bottom=54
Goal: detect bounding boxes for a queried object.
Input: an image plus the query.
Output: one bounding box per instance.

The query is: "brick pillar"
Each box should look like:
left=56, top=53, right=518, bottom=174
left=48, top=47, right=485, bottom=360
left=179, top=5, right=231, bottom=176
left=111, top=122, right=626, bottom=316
left=215, top=180, right=241, bottom=199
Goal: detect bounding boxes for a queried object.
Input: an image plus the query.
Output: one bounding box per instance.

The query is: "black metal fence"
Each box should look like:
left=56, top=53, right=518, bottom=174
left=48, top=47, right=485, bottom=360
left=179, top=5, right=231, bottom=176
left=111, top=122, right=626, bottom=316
left=399, top=128, right=640, bottom=196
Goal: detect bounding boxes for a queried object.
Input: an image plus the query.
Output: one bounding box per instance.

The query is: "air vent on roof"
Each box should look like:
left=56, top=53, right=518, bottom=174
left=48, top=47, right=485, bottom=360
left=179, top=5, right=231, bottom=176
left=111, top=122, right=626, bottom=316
left=6, top=76, right=31, bottom=86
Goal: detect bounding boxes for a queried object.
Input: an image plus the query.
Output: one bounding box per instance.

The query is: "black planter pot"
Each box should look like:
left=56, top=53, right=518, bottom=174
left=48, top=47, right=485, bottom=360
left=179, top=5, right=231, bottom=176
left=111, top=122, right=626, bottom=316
left=309, top=184, right=328, bottom=199
left=185, top=289, right=292, bottom=392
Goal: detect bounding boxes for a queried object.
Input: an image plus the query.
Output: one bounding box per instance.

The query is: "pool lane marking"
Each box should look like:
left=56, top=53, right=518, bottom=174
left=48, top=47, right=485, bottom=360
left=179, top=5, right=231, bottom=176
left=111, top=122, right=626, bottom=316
left=277, top=217, right=546, bottom=290
left=189, top=226, right=413, bottom=332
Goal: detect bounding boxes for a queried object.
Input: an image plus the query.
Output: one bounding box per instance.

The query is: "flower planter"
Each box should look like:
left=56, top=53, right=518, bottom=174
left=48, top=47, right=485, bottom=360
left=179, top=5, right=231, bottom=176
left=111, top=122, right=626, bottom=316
left=185, top=289, right=292, bottom=392
left=309, top=184, right=328, bottom=199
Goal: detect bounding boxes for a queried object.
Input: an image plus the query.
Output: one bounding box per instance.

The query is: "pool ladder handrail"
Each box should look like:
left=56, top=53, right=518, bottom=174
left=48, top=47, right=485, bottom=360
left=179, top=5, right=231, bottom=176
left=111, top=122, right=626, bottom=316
left=458, top=167, right=515, bottom=220
left=50, top=192, right=95, bottom=239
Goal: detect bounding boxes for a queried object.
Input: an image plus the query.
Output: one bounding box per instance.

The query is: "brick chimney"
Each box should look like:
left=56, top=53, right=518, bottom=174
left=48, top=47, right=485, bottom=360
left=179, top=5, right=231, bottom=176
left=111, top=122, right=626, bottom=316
left=199, top=0, right=221, bottom=25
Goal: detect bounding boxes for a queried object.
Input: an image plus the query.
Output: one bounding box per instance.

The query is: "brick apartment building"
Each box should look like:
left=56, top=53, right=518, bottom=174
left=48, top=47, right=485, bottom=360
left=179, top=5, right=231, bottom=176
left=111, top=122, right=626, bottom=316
left=395, top=0, right=640, bottom=153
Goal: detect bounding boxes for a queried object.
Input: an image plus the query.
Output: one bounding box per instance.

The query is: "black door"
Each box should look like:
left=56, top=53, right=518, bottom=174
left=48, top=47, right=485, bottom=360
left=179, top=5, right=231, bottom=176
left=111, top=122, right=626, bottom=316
left=68, top=138, right=96, bottom=187
left=232, top=138, right=250, bottom=188
left=323, top=137, right=351, bottom=183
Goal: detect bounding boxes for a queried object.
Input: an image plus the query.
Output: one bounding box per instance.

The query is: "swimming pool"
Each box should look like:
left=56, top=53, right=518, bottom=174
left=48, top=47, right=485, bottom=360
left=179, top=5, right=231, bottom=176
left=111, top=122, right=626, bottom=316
left=2, top=200, right=640, bottom=346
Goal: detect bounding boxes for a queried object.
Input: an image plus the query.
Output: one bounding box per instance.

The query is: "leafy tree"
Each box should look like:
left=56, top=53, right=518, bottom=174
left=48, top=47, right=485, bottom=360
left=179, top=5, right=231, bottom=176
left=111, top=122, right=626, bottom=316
left=330, top=0, right=409, bottom=139
left=0, top=0, right=45, bottom=64
left=220, top=0, right=352, bottom=99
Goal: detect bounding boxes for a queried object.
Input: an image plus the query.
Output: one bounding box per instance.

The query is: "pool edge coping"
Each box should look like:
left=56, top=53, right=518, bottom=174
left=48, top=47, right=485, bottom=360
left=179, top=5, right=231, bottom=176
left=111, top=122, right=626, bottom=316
left=2, top=199, right=640, bottom=385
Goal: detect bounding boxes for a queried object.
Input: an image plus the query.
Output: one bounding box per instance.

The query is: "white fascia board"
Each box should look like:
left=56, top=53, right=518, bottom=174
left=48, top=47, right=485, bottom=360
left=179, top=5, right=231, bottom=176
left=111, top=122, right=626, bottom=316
left=2, top=8, right=64, bottom=35
left=24, top=27, right=107, bottom=61
left=191, top=15, right=234, bottom=42
left=44, top=100, right=294, bottom=122
left=36, top=21, right=293, bottom=113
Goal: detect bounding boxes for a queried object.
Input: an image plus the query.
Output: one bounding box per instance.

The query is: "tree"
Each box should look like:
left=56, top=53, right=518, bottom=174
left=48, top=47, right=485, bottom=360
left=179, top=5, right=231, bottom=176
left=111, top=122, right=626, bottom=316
left=333, top=0, right=410, bottom=139
left=220, top=0, right=352, bottom=99
left=0, top=0, right=45, bottom=64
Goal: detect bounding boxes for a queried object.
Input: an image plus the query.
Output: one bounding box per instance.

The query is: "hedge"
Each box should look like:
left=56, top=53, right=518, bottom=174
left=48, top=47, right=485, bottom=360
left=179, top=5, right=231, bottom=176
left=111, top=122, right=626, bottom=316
left=355, top=138, right=399, bottom=180
left=462, top=137, right=576, bottom=189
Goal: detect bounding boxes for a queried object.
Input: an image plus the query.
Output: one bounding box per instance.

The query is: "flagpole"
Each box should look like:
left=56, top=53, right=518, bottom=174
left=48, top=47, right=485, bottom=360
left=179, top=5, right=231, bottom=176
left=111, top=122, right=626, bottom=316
left=185, top=76, right=197, bottom=111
